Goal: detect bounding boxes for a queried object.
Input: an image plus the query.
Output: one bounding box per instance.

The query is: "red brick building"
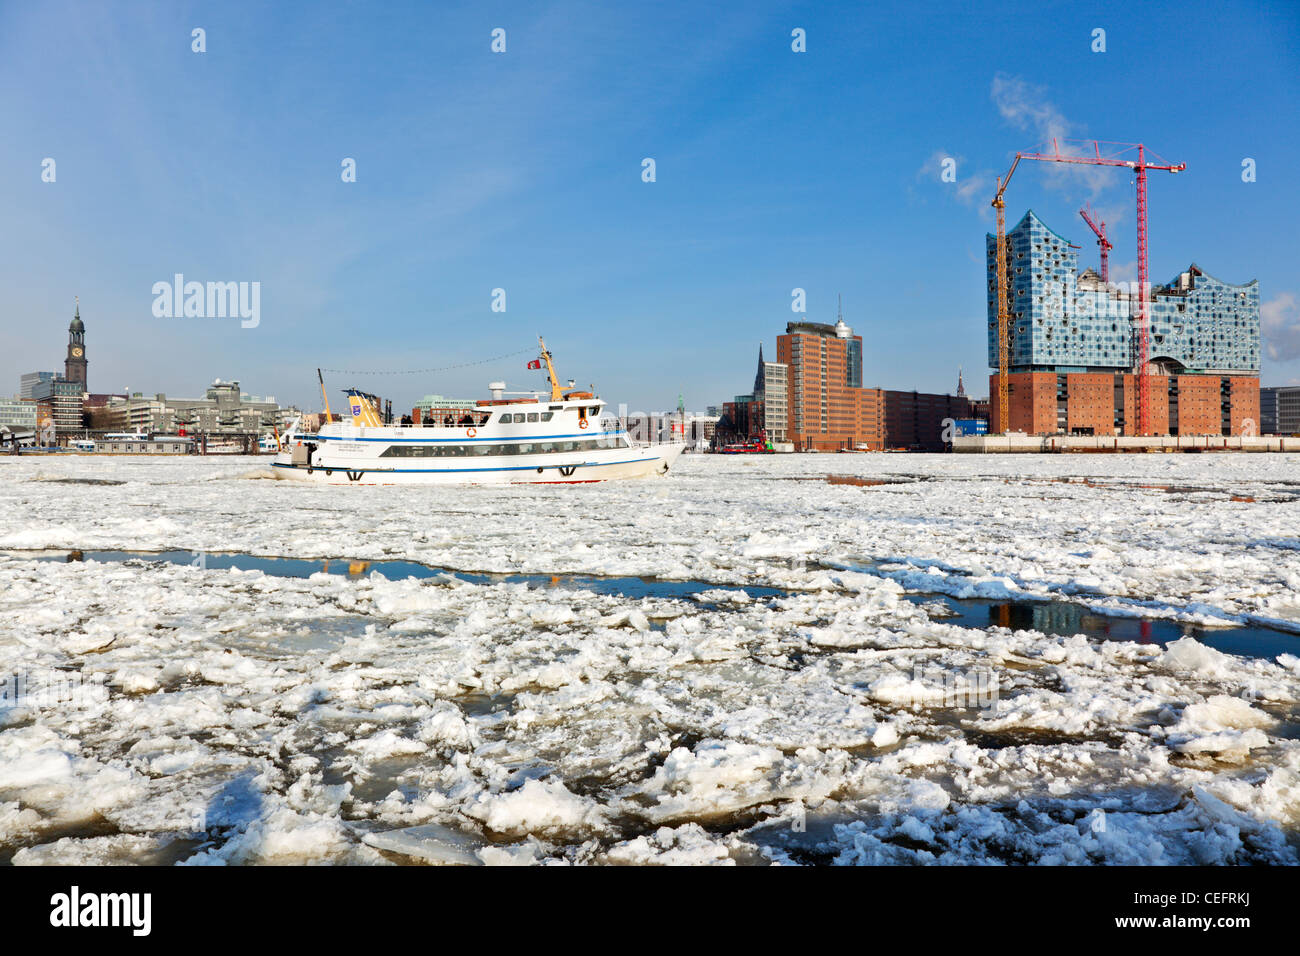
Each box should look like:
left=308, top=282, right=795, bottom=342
left=991, top=372, right=1260, bottom=437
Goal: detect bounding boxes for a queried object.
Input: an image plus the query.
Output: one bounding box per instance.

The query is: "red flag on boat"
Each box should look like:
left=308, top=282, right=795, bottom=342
left=527, top=359, right=542, bottom=369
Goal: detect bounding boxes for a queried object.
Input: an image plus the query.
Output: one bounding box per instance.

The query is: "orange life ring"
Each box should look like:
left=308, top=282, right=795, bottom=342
left=579, top=419, right=589, bottom=429
left=467, top=427, right=477, bottom=438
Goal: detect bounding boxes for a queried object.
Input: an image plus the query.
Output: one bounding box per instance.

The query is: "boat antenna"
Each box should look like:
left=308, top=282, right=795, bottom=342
left=538, top=336, right=563, bottom=402
left=317, top=368, right=334, bottom=422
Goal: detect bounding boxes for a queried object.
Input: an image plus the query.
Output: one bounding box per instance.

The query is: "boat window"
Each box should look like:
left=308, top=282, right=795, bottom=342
left=527, top=413, right=538, bottom=422
left=379, top=436, right=627, bottom=460
left=540, top=412, right=553, bottom=422
left=514, top=413, right=526, bottom=423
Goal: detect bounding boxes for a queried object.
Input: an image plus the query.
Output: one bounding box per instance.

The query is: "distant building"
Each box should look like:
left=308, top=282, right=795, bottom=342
left=1261, top=386, right=1300, bottom=435
left=65, top=301, right=88, bottom=389
left=882, top=390, right=979, bottom=451
left=720, top=320, right=976, bottom=451
left=753, top=345, right=790, bottom=442
left=30, top=378, right=84, bottom=434
left=778, top=317, right=872, bottom=451
left=15, top=303, right=92, bottom=438
left=0, top=398, right=38, bottom=430
left=101, top=379, right=283, bottom=434
left=626, top=412, right=671, bottom=443
left=19, top=371, right=56, bottom=400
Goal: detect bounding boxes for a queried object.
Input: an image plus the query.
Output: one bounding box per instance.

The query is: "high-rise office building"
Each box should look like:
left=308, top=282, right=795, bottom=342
left=31, top=378, right=85, bottom=434
left=777, top=319, right=871, bottom=451
left=1261, top=386, right=1300, bottom=435
left=20, top=371, right=56, bottom=399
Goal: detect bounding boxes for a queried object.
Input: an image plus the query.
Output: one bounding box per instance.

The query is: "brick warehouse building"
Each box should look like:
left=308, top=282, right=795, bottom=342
left=724, top=320, right=975, bottom=451
left=986, top=210, right=1260, bottom=436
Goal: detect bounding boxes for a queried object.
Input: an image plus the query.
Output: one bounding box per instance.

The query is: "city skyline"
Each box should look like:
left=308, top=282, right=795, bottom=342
left=2, top=0, right=1298, bottom=413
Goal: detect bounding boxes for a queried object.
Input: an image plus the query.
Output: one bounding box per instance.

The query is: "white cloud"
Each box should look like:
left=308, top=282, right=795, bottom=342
left=1262, top=292, right=1300, bottom=361
left=1107, top=260, right=1137, bottom=286
left=917, top=149, right=994, bottom=217
left=990, top=74, right=1113, bottom=195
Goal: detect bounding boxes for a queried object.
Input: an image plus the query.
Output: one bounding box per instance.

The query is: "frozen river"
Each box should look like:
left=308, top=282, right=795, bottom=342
left=1, top=452, right=1298, bottom=865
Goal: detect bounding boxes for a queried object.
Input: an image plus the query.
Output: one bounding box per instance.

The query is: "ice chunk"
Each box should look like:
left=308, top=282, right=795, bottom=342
left=362, top=823, right=484, bottom=865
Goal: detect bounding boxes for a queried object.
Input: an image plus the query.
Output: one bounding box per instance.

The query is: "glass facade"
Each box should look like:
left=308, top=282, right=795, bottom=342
left=987, top=210, right=1260, bottom=375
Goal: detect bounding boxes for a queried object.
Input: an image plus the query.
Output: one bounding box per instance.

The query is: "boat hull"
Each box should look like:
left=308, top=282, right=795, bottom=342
left=270, top=441, right=685, bottom=485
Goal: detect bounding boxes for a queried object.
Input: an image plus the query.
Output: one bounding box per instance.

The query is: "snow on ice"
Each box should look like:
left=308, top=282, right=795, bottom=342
left=0, top=452, right=1298, bottom=865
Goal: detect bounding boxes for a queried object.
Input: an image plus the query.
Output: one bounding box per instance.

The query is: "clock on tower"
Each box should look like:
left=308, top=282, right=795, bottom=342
left=65, top=298, right=88, bottom=390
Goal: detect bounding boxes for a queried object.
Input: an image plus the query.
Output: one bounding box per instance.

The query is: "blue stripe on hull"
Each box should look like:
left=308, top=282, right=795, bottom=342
left=304, top=431, right=622, bottom=444
left=271, top=456, right=658, bottom=475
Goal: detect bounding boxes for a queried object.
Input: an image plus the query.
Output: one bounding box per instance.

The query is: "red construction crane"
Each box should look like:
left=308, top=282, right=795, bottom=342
left=1078, top=202, right=1112, bottom=283
left=991, top=139, right=1185, bottom=436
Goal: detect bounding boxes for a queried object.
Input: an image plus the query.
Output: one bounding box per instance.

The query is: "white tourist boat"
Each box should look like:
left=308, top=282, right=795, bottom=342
left=271, top=339, right=686, bottom=485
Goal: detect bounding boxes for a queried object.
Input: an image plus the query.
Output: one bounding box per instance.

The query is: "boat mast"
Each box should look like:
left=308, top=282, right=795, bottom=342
left=538, top=337, right=563, bottom=402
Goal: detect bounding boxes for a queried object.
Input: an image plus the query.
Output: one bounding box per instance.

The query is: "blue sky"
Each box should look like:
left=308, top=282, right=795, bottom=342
left=3, top=0, right=1298, bottom=413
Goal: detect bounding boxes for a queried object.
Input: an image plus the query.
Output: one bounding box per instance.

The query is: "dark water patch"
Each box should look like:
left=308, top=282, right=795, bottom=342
left=30, top=477, right=127, bottom=486
left=821, top=556, right=974, bottom=578
left=1028, top=476, right=1300, bottom=503
left=458, top=692, right=516, bottom=718
left=915, top=594, right=1297, bottom=662
left=18, top=549, right=789, bottom=604
left=962, top=727, right=1123, bottom=751
left=825, top=475, right=917, bottom=488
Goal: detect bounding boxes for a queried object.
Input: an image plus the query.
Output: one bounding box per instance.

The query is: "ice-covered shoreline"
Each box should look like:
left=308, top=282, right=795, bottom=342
left=1, top=453, right=1298, bottom=864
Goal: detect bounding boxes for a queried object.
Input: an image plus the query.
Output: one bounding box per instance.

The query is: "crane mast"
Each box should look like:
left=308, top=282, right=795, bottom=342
left=990, top=156, right=1021, bottom=435
left=1079, top=203, right=1112, bottom=283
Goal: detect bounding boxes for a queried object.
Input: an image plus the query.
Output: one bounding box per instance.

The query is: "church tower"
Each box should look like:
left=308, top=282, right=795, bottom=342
left=65, top=298, right=88, bottom=389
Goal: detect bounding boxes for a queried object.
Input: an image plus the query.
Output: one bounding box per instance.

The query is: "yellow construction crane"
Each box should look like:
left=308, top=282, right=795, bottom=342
left=990, top=157, right=1021, bottom=434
